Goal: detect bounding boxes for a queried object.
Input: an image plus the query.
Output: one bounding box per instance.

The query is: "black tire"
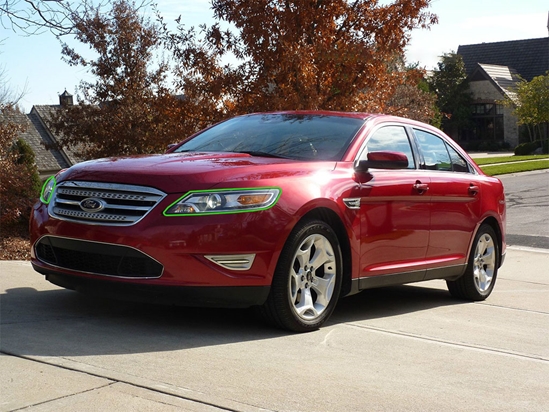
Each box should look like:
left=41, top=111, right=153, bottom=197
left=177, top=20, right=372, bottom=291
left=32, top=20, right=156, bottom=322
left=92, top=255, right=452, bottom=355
left=447, top=224, right=499, bottom=301
left=259, top=220, right=343, bottom=332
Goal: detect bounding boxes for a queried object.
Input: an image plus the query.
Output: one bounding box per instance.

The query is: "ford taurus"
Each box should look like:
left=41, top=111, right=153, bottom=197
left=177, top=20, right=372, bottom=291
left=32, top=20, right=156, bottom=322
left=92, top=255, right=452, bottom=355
left=30, top=112, right=506, bottom=332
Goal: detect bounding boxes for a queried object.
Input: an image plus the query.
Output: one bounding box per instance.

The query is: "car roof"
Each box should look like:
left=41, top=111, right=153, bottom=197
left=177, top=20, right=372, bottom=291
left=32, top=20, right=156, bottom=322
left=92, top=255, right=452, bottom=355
left=242, top=111, right=438, bottom=128
left=243, top=110, right=375, bottom=120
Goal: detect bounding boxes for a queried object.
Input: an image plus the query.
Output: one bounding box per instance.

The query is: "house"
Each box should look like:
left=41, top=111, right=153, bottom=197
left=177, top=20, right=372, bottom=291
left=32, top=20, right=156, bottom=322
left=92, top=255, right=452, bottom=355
left=456, top=36, right=549, bottom=149
left=2, top=91, right=79, bottom=180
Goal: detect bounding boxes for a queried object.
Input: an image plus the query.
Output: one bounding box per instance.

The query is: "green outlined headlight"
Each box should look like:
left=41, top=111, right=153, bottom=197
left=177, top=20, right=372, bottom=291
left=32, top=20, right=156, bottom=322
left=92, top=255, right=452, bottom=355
left=163, top=187, right=281, bottom=216
left=40, top=176, right=56, bottom=204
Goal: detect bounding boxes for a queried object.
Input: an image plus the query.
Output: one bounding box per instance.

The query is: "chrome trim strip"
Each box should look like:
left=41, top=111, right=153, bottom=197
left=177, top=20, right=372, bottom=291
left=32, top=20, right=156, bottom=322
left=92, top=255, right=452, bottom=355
left=343, top=198, right=361, bottom=209
left=205, top=254, right=256, bottom=271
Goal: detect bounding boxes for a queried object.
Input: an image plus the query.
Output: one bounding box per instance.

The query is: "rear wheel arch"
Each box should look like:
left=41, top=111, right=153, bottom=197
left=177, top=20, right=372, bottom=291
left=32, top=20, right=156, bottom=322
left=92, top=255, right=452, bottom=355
left=478, top=216, right=504, bottom=268
left=447, top=223, right=499, bottom=300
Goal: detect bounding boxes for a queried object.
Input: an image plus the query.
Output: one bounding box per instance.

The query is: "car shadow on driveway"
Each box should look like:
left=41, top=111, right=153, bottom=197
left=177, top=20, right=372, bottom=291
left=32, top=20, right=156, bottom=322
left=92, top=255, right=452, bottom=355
left=1, top=282, right=463, bottom=358
left=329, top=282, right=461, bottom=325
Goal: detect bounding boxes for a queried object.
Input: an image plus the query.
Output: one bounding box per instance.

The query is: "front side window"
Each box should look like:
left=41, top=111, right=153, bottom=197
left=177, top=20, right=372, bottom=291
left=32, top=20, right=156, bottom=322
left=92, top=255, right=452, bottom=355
left=360, top=126, right=416, bottom=169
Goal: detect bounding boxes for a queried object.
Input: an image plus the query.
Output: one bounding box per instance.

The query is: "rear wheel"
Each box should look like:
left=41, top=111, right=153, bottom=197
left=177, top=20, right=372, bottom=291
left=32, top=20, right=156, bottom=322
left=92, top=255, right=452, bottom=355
left=260, top=220, right=342, bottom=332
left=447, top=224, right=499, bottom=300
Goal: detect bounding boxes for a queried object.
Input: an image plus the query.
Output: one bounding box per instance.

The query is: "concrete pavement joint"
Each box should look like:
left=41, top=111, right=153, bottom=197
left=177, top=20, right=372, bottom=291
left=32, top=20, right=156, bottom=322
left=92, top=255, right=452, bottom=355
left=507, top=245, right=549, bottom=254
left=8, top=381, right=116, bottom=412
left=346, top=324, right=549, bottom=363
left=477, top=302, right=549, bottom=316
left=497, top=277, right=549, bottom=286
left=0, top=350, right=252, bottom=412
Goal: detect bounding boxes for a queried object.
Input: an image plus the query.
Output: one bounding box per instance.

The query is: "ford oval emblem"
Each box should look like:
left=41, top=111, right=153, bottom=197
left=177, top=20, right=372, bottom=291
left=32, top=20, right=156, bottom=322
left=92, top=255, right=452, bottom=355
left=79, top=198, right=106, bottom=213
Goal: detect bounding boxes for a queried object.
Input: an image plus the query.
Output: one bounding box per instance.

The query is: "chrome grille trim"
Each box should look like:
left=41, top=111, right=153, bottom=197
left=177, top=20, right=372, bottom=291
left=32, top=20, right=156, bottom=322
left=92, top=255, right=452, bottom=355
left=48, top=181, right=166, bottom=226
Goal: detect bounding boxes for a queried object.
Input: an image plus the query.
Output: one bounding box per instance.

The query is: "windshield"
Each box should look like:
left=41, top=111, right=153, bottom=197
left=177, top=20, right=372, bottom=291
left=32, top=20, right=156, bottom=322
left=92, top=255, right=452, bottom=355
left=175, top=114, right=364, bottom=161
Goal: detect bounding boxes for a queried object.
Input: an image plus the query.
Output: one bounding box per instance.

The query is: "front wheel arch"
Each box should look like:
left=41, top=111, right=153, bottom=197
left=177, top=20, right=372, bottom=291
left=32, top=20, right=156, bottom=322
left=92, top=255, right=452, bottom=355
left=298, top=208, right=353, bottom=297
left=259, top=218, right=344, bottom=332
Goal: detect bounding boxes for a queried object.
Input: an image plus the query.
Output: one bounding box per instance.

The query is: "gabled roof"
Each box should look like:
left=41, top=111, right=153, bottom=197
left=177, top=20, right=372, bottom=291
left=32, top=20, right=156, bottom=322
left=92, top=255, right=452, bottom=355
left=458, top=37, right=549, bottom=82
left=0, top=108, right=71, bottom=177
left=470, top=63, right=521, bottom=102
left=31, top=105, right=81, bottom=165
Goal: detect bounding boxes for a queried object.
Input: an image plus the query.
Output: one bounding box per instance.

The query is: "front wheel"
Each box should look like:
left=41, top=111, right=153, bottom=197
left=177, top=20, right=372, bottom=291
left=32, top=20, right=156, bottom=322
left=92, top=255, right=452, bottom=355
left=260, top=220, right=343, bottom=332
left=447, top=224, right=499, bottom=300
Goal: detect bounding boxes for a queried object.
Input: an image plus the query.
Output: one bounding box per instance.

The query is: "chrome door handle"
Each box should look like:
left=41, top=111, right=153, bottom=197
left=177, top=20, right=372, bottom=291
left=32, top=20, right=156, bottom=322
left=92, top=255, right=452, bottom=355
left=413, top=181, right=429, bottom=193
left=469, top=184, right=479, bottom=196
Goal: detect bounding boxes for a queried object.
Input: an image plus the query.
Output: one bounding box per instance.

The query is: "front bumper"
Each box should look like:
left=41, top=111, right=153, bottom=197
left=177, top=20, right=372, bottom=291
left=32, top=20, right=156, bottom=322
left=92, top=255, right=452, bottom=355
left=35, top=267, right=270, bottom=307
left=30, top=199, right=290, bottom=304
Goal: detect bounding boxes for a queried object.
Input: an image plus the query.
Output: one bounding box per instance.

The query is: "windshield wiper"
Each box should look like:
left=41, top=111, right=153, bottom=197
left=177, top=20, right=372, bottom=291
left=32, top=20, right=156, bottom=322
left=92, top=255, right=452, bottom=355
left=234, top=150, right=289, bottom=159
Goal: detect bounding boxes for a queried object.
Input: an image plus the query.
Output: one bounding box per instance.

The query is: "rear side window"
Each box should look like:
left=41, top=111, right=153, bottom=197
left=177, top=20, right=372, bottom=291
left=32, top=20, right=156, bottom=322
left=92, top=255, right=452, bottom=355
left=361, top=126, right=416, bottom=169
left=414, top=129, right=470, bottom=173
left=446, top=144, right=470, bottom=173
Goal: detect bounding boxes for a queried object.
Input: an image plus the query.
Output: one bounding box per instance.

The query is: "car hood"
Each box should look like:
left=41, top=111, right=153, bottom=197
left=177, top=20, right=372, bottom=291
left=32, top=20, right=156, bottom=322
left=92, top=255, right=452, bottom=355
left=58, top=152, right=336, bottom=193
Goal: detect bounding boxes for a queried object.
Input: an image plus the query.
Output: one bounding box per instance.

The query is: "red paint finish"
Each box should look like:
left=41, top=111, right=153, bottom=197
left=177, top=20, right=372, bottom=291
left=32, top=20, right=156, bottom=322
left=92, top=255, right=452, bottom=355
left=30, top=111, right=505, bottom=310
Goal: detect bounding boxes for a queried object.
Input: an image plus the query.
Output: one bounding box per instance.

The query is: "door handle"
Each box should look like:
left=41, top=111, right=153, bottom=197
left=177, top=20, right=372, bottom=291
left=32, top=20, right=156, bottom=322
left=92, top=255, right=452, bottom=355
left=413, top=181, right=429, bottom=193
left=469, top=184, right=479, bottom=196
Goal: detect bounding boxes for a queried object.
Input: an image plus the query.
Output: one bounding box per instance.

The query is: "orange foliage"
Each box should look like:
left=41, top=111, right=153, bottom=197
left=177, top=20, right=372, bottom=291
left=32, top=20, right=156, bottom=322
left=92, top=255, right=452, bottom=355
left=169, top=0, right=437, bottom=117
left=51, top=0, right=438, bottom=159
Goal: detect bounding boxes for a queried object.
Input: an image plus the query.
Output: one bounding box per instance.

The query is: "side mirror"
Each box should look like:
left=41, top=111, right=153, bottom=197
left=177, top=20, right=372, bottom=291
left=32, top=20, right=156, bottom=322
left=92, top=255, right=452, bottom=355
left=354, top=151, right=409, bottom=172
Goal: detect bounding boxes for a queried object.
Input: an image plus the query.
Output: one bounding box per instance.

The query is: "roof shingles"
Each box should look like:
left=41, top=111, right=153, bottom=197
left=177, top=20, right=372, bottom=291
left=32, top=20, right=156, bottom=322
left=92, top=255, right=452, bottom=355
left=0, top=109, right=70, bottom=176
left=458, top=37, right=549, bottom=82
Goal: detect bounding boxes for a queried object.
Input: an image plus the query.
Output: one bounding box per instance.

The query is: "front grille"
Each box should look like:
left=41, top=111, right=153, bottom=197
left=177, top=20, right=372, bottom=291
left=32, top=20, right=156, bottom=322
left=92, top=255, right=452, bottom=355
left=35, top=236, right=163, bottom=278
left=49, top=181, right=166, bottom=226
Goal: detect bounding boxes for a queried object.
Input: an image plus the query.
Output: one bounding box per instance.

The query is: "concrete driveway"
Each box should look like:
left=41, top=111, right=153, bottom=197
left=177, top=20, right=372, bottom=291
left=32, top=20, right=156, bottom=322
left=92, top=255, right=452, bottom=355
left=1, top=245, right=548, bottom=412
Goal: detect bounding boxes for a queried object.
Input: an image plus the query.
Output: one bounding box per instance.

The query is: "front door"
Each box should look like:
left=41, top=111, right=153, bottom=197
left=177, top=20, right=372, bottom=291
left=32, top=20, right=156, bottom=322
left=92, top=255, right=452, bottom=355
left=356, top=125, right=431, bottom=285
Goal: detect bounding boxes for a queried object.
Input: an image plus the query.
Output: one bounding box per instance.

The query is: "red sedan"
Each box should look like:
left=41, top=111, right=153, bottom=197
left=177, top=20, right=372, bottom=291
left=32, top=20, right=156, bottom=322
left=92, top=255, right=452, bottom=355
left=30, top=112, right=506, bottom=332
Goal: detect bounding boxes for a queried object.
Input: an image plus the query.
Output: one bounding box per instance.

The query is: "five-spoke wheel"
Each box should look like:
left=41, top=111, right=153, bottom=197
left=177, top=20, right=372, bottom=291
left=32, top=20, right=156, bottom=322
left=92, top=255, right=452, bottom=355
left=447, top=224, right=499, bottom=300
left=260, top=220, right=342, bottom=332
left=288, top=233, right=337, bottom=322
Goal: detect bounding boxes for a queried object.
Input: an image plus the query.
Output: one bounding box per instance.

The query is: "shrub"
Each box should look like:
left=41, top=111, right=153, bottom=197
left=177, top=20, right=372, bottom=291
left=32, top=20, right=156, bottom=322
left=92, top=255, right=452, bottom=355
left=0, top=107, right=40, bottom=226
left=541, top=139, right=549, bottom=154
left=514, top=139, right=549, bottom=155
left=465, top=140, right=510, bottom=152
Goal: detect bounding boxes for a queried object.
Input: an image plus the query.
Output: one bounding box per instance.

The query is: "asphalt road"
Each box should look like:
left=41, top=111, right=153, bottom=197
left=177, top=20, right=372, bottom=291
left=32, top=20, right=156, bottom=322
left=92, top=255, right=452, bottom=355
left=498, top=169, right=549, bottom=249
left=1, top=171, right=548, bottom=411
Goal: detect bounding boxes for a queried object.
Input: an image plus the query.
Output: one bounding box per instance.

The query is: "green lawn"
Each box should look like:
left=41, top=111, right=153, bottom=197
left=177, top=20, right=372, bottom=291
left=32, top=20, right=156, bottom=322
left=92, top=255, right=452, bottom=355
left=479, top=160, right=549, bottom=176
left=473, top=155, right=549, bottom=166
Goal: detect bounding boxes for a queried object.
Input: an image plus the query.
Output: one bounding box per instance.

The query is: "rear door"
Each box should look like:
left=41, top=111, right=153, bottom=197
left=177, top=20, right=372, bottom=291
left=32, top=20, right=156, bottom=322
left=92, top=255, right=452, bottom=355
left=412, top=128, right=481, bottom=275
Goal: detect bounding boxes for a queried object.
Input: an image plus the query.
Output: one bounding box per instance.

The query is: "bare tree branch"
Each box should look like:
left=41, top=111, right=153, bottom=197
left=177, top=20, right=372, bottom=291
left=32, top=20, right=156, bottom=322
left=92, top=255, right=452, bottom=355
left=0, top=0, right=148, bottom=36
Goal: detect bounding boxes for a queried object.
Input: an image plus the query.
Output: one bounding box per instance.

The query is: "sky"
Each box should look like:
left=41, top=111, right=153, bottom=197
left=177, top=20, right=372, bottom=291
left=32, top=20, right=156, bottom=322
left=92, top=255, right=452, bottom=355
left=1, top=0, right=548, bottom=112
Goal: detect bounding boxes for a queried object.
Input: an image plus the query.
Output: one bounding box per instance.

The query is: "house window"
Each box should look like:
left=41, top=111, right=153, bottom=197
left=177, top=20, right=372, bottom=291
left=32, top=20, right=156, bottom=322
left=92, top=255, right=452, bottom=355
left=469, top=103, right=504, bottom=141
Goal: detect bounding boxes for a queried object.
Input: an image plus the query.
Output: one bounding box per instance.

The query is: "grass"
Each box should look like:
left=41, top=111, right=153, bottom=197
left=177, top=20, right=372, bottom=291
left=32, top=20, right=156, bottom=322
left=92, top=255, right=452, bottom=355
left=479, top=160, right=549, bottom=176
left=473, top=155, right=549, bottom=166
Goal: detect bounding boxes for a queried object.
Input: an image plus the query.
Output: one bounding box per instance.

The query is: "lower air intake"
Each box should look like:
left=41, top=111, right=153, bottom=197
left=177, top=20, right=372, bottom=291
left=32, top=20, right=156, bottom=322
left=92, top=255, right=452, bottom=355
left=35, top=236, right=163, bottom=279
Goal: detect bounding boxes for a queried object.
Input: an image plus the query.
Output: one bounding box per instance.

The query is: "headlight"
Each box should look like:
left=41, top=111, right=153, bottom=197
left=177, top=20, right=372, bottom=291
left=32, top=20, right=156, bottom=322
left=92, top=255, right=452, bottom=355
left=40, top=176, right=56, bottom=204
left=163, top=187, right=281, bottom=216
